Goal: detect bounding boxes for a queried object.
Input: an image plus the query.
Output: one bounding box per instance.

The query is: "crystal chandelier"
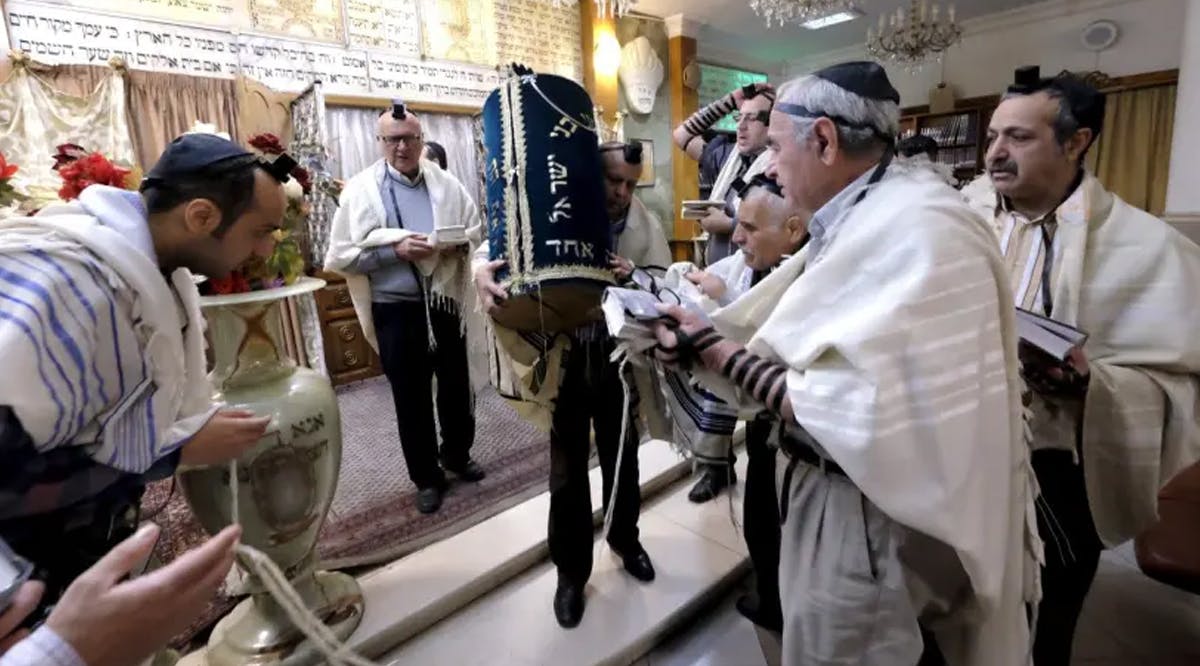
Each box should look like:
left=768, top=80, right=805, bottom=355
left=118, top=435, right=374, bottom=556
left=546, top=0, right=636, bottom=18
left=866, top=0, right=962, bottom=69
left=749, top=0, right=851, bottom=28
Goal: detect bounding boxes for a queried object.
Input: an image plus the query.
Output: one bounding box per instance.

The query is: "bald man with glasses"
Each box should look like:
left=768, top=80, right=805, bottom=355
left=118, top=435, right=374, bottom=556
left=326, top=103, right=485, bottom=515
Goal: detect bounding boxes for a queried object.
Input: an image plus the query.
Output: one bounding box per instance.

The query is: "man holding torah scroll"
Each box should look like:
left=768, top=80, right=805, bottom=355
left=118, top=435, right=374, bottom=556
left=474, top=141, right=669, bottom=629
left=652, top=62, right=1039, bottom=666
left=963, top=66, right=1200, bottom=665
left=325, top=101, right=485, bottom=516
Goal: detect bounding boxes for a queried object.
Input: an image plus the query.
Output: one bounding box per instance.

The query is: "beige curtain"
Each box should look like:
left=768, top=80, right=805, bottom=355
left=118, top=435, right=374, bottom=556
left=1086, top=84, right=1176, bottom=216
left=0, top=55, right=136, bottom=208
left=126, top=71, right=241, bottom=169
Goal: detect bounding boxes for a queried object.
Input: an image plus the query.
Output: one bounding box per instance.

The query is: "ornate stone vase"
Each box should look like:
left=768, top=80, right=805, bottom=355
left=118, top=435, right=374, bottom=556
left=178, top=277, right=362, bottom=665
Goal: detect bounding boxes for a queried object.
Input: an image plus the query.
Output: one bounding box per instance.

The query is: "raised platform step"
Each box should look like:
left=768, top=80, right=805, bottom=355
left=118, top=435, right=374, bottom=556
left=180, top=435, right=739, bottom=664
left=380, top=453, right=752, bottom=666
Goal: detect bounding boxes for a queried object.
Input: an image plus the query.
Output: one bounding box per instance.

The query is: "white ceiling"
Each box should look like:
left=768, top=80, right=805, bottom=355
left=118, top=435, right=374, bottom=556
left=631, top=0, right=1046, bottom=72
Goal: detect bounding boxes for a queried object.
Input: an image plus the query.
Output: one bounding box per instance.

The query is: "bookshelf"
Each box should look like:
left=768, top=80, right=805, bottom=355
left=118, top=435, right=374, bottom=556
left=899, top=101, right=996, bottom=186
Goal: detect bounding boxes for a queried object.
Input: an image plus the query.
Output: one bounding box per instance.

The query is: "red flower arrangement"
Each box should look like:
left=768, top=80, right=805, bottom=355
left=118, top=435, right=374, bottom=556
left=0, top=152, right=25, bottom=209
left=52, top=144, right=88, bottom=172
left=57, top=152, right=138, bottom=201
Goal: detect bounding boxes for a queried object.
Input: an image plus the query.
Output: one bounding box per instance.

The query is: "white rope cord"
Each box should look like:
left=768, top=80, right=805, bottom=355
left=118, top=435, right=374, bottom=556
left=597, top=355, right=632, bottom=549
left=229, top=459, right=387, bottom=666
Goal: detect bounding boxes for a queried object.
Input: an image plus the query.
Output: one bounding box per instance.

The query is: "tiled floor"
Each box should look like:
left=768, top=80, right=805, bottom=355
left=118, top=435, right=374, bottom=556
left=642, top=542, right=1200, bottom=666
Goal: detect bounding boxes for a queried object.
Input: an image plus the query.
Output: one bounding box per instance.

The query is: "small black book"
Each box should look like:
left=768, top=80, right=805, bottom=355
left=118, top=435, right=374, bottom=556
left=1015, top=308, right=1088, bottom=362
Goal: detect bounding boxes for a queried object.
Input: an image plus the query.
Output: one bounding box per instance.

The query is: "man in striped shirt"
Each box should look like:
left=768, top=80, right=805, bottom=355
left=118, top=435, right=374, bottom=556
left=0, top=134, right=286, bottom=637
left=967, top=67, right=1200, bottom=666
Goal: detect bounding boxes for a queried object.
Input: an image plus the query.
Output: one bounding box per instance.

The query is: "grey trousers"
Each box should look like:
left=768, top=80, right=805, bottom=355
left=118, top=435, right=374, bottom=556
left=775, top=450, right=925, bottom=666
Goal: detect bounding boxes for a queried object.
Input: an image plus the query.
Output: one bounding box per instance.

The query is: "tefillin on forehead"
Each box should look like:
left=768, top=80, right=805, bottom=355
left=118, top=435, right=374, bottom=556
left=378, top=98, right=409, bottom=120
left=599, top=141, right=643, bottom=165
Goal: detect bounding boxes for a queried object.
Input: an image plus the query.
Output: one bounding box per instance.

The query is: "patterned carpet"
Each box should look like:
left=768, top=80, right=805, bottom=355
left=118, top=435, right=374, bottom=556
left=142, top=376, right=551, bottom=645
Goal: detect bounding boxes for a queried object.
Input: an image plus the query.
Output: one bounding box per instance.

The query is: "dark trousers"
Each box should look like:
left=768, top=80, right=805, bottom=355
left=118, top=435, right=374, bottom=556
left=744, top=417, right=782, bottom=624
left=373, top=300, right=475, bottom=490
left=548, top=337, right=641, bottom=585
left=1032, top=449, right=1104, bottom=666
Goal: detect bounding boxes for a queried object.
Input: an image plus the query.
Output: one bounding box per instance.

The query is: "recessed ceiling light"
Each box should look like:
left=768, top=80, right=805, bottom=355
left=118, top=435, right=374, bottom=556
left=801, top=8, right=864, bottom=30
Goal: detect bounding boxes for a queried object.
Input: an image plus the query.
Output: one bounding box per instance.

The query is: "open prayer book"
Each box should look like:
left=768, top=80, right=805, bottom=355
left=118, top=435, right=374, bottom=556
left=681, top=200, right=725, bottom=220
left=428, top=225, right=469, bottom=248
left=602, top=287, right=665, bottom=353
left=1015, top=307, right=1088, bottom=362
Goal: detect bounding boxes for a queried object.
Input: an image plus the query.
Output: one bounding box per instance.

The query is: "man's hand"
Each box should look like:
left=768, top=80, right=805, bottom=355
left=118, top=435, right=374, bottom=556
left=1018, top=344, right=1090, bottom=398
left=46, top=524, right=240, bottom=666
left=180, top=410, right=271, bottom=467
left=700, top=207, right=734, bottom=235
left=651, top=303, right=713, bottom=366
left=473, top=259, right=508, bottom=316
left=608, top=253, right=635, bottom=280
left=732, top=82, right=776, bottom=104
left=393, top=235, right=435, bottom=262
left=0, top=581, right=44, bottom=654
left=686, top=270, right=727, bottom=301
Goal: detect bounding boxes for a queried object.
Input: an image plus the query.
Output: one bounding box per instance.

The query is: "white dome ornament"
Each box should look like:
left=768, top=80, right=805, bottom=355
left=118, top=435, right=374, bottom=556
left=618, top=37, right=664, bottom=115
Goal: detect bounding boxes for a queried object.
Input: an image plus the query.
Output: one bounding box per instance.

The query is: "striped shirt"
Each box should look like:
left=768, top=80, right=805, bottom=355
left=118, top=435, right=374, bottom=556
left=0, top=187, right=195, bottom=518
left=995, top=185, right=1088, bottom=454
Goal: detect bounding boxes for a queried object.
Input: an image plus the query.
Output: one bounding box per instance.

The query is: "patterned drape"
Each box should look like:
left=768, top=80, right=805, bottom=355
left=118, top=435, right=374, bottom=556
left=0, top=53, right=135, bottom=209
left=286, top=83, right=333, bottom=377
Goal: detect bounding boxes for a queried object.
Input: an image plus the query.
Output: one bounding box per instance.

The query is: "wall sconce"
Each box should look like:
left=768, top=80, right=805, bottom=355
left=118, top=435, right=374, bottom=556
left=594, top=28, right=622, bottom=78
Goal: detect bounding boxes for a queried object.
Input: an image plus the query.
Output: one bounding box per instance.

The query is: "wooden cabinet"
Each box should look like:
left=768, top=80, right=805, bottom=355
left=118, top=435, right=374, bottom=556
left=900, top=102, right=997, bottom=187
left=313, top=270, right=383, bottom=386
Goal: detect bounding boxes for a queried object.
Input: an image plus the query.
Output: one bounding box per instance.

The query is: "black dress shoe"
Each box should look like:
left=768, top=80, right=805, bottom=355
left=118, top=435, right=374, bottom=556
left=416, top=486, right=443, bottom=514
left=553, top=580, right=585, bottom=628
left=614, top=544, right=656, bottom=582
left=736, top=594, right=783, bottom=633
left=443, top=458, right=486, bottom=482
left=688, top=465, right=736, bottom=504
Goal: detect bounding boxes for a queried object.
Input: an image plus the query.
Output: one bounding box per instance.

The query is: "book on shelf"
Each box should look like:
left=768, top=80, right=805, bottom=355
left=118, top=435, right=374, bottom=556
left=1015, top=307, right=1088, bottom=362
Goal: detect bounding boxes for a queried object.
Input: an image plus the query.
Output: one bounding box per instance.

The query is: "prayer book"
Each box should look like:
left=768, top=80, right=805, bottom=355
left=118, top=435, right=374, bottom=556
left=602, top=287, right=663, bottom=352
left=429, top=226, right=469, bottom=248
left=1015, top=308, right=1088, bottom=362
left=681, top=200, right=725, bottom=220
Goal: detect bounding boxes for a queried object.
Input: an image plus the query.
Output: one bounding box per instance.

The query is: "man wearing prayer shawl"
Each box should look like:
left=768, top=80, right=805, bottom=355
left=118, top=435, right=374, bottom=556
left=0, top=133, right=284, bottom=644
left=963, top=66, right=1200, bottom=665
left=324, top=106, right=486, bottom=515
left=474, top=142, right=669, bottom=629
left=663, top=174, right=808, bottom=634
left=653, top=62, right=1040, bottom=666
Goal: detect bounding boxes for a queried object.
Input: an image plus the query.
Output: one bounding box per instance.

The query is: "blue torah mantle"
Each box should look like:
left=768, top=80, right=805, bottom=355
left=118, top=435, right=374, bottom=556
left=481, top=71, right=614, bottom=333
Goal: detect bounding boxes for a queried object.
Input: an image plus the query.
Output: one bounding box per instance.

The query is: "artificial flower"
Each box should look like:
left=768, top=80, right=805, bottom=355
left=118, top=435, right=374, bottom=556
left=57, top=152, right=133, bottom=201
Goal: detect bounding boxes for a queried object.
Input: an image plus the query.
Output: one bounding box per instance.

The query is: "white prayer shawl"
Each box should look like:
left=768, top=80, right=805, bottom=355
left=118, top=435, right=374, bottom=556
left=705, top=167, right=1039, bottom=666
left=0, top=196, right=215, bottom=472
left=616, top=196, right=672, bottom=271
left=323, top=158, right=483, bottom=355
left=964, top=173, right=1200, bottom=546
left=709, top=149, right=773, bottom=214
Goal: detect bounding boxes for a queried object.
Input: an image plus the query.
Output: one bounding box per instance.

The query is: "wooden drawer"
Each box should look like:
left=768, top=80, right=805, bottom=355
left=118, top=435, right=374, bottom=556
left=315, top=281, right=355, bottom=318
left=322, top=317, right=379, bottom=378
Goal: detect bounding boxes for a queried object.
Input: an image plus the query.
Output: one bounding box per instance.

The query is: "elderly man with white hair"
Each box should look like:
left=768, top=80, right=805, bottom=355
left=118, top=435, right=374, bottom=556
left=651, top=61, right=1041, bottom=665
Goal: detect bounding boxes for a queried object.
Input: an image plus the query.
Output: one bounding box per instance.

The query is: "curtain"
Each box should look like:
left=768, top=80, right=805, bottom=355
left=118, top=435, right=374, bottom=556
left=0, top=55, right=135, bottom=209
left=324, top=106, right=481, bottom=207
left=126, top=71, right=240, bottom=170
left=1086, top=84, right=1176, bottom=216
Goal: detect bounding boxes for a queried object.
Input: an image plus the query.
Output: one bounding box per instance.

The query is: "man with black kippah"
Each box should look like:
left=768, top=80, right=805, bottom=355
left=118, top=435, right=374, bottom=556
left=964, top=66, right=1200, bottom=665
left=652, top=61, right=1039, bottom=665
left=0, top=132, right=290, bottom=664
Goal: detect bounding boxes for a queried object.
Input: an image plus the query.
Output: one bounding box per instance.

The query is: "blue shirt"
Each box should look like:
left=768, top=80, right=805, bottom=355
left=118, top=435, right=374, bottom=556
left=806, top=165, right=881, bottom=264
left=352, top=164, right=437, bottom=303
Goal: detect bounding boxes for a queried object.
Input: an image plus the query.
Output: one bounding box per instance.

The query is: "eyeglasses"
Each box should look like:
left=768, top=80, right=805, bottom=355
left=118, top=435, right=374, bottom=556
left=733, top=111, right=770, bottom=126
left=379, top=134, right=423, bottom=147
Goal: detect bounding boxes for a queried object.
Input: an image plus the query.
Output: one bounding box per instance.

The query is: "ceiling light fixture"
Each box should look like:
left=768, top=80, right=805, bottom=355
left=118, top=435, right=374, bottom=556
left=749, top=0, right=852, bottom=28
left=802, top=8, right=864, bottom=30
left=866, top=0, right=962, bottom=71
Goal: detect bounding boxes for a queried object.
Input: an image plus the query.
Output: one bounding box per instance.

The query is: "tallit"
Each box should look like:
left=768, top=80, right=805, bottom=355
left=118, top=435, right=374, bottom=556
left=964, top=173, right=1200, bottom=546
left=703, top=165, right=1039, bottom=666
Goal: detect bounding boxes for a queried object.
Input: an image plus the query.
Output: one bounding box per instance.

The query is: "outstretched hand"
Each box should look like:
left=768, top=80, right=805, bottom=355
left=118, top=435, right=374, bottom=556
left=473, top=259, right=508, bottom=316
